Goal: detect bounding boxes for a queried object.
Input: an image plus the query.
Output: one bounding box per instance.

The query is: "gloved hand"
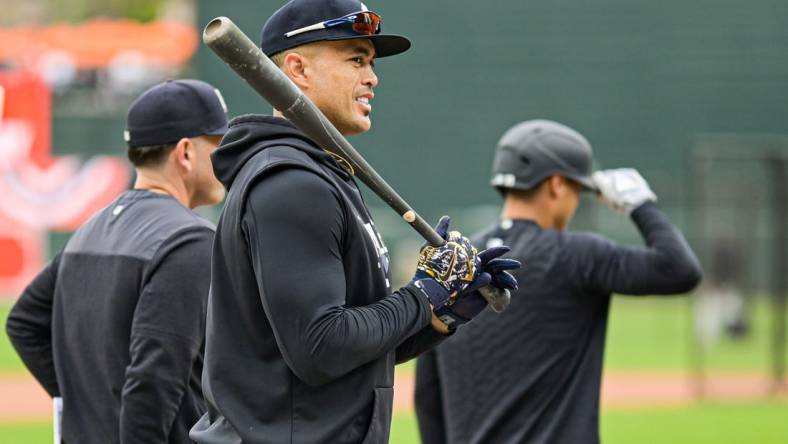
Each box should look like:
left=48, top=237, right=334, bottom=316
left=477, top=246, right=521, bottom=312
left=478, top=246, right=520, bottom=292
left=434, top=246, right=521, bottom=330
left=592, top=168, right=657, bottom=216
left=414, top=216, right=478, bottom=296
left=434, top=273, right=491, bottom=331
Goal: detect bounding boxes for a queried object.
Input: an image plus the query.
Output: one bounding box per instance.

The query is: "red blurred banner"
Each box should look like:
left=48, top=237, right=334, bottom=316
left=0, top=70, right=130, bottom=298
left=0, top=19, right=197, bottom=69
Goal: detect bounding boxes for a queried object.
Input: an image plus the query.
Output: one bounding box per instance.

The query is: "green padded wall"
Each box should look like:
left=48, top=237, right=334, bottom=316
left=195, top=0, right=788, bottom=221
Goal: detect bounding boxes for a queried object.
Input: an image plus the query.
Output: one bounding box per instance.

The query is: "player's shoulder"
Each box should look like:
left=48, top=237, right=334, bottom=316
left=251, top=142, right=315, bottom=168
left=470, top=224, right=500, bottom=248
left=236, top=146, right=343, bottom=226
left=240, top=141, right=331, bottom=192
left=64, top=190, right=213, bottom=261
left=472, top=219, right=554, bottom=252
left=253, top=165, right=334, bottom=194
left=559, top=230, right=618, bottom=260
left=245, top=167, right=341, bottom=218
left=146, top=193, right=214, bottom=232
left=143, top=199, right=215, bottom=263
left=562, top=230, right=612, bottom=246
left=131, top=194, right=215, bottom=254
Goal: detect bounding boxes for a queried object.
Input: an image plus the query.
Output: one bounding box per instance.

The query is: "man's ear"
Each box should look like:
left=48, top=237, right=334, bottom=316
left=547, top=175, right=563, bottom=198
left=282, top=52, right=310, bottom=89
left=173, top=138, right=193, bottom=172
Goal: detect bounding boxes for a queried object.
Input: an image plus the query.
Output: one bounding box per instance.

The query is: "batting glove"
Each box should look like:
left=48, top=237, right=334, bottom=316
left=478, top=246, right=520, bottom=292
left=433, top=272, right=493, bottom=331
left=434, top=247, right=521, bottom=331
left=414, top=216, right=479, bottom=296
left=592, top=168, right=657, bottom=216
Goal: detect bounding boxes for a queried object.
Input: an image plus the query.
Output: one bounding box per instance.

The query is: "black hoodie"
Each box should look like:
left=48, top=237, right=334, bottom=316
left=191, top=116, right=444, bottom=444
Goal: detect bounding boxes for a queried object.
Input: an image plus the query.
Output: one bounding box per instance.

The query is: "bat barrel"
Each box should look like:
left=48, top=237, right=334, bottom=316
left=203, top=17, right=301, bottom=113
left=203, top=17, right=227, bottom=42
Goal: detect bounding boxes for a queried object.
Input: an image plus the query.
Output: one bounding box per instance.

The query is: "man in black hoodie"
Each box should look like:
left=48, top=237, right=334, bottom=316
left=190, top=1, right=519, bottom=443
left=415, top=120, right=703, bottom=444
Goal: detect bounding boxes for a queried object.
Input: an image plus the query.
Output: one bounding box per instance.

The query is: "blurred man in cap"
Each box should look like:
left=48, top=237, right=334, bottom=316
left=415, top=119, right=703, bottom=444
left=190, top=0, right=518, bottom=443
left=6, top=79, right=229, bottom=443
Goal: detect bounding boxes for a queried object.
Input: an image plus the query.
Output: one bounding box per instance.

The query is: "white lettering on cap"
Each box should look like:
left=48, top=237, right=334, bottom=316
left=123, top=130, right=130, bottom=142
left=361, top=2, right=369, bottom=11
left=214, top=88, right=228, bottom=113
left=492, top=173, right=516, bottom=188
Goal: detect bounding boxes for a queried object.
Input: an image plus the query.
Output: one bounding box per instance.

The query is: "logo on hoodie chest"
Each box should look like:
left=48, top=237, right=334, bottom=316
left=360, top=218, right=391, bottom=290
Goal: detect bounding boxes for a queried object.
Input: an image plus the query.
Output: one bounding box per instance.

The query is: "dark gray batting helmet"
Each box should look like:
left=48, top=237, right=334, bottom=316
left=490, top=119, right=596, bottom=193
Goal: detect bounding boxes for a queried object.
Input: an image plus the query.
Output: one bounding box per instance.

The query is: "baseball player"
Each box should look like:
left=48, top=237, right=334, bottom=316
left=189, top=1, right=519, bottom=443
left=5, top=79, right=230, bottom=443
left=415, top=119, right=703, bottom=444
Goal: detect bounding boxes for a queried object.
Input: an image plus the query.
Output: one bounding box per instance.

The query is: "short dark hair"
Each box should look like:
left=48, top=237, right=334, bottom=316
left=502, top=176, right=582, bottom=199
left=127, top=143, right=176, bottom=168
left=503, top=185, right=542, bottom=201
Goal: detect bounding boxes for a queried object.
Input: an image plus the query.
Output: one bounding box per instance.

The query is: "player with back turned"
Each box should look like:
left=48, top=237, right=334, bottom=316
left=5, top=79, right=230, bottom=443
left=415, top=119, right=703, bottom=444
left=190, top=0, right=519, bottom=443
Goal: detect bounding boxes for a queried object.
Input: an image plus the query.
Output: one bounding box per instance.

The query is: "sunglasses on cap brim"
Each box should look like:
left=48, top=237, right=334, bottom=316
left=284, top=11, right=382, bottom=38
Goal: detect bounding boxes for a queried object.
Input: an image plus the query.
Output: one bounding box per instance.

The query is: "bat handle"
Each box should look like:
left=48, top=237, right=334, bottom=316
left=402, top=210, right=446, bottom=247
left=479, top=286, right=511, bottom=313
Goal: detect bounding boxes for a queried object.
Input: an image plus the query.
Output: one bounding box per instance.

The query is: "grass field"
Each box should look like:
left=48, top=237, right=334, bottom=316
left=0, top=422, right=52, bottom=443
left=600, top=402, right=788, bottom=444
left=1, top=298, right=787, bottom=443
left=605, top=296, right=786, bottom=371
left=2, top=404, right=787, bottom=444
left=0, top=304, right=25, bottom=375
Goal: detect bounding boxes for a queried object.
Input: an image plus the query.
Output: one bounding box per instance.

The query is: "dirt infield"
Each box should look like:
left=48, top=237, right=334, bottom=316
left=391, top=370, right=784, bottom=413
left=1, top=371, right=783, bottom=421
left=0, top=376, right=51, bottom=421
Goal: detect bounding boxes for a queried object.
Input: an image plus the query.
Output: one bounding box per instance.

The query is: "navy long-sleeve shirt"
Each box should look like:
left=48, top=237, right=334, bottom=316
left=415, top=202, right=702, bottom=444
left=6, top=190, right=214, bottom=444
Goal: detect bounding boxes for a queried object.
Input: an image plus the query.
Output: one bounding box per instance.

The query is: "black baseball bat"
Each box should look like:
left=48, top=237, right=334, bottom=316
left=203, top=17, right=510, bottom=312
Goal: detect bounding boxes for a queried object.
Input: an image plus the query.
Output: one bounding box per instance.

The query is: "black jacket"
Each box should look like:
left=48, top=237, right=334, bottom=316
left=191, top=115, right=444, bottom=444
left=415, top=203, right=703, bottom=444
left=6, top=191, right=214, bottom=443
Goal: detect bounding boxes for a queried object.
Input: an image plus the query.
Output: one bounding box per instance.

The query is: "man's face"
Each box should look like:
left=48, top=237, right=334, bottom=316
left=189, top=135, right=225, bottom=207
left=301, top=39, right=378, bottom=136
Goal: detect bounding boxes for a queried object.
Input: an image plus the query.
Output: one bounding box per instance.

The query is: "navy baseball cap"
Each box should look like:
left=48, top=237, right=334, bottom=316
left=261, top=0, right=410, bottom=58
left=124, top=79, right=229, bottom=147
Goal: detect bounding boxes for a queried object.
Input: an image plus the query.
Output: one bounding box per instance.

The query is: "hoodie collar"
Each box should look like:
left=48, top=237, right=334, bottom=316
left=211, top=114, right=351, bottom=189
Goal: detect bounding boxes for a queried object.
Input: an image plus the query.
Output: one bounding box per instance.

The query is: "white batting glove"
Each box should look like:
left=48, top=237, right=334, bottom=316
left=592, top=168, right=657, bottom=216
